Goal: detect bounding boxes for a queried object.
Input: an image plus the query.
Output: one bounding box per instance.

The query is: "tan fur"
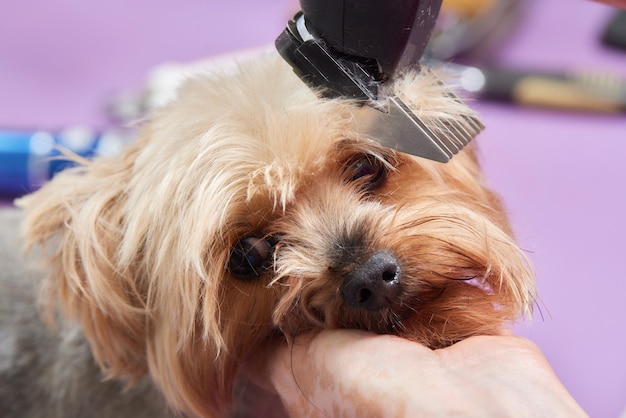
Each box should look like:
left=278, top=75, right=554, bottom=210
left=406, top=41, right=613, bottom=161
left=18, top=52, right=534, bottom=417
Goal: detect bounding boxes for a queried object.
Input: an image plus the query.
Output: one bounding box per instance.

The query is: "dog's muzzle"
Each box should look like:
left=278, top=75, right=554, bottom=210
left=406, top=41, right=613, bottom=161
left=340, top=251, right=402, bottom=310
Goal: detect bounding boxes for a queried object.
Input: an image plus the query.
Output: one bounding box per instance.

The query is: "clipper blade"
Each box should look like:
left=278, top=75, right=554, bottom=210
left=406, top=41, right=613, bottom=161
left=356, top=94, right=484, bottom=162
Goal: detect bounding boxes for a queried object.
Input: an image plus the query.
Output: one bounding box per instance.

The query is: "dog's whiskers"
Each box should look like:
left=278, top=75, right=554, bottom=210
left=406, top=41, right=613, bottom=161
left=385, top=310, right=406, bottom=333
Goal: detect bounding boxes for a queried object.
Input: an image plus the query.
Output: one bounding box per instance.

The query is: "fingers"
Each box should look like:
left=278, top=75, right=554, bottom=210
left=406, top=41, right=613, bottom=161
left=257, top=329, right=439, bottom=417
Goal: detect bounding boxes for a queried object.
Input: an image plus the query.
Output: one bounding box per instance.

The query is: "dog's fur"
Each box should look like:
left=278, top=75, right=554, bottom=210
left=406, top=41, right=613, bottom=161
left=0, top=53, right=534, bottom=417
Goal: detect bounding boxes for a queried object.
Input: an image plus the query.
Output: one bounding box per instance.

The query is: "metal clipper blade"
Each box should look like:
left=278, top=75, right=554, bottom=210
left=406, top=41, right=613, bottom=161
left=356, top=94, right=484, bottom=162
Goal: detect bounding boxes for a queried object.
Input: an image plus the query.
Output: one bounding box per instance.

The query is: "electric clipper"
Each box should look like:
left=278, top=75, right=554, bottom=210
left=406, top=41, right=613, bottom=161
left=275, top=0, right=484, bottom=162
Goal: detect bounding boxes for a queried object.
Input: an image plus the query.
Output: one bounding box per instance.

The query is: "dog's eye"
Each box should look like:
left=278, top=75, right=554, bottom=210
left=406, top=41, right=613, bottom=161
left=228, top=236, right=274, bottom=280
left=347, top=154, right=387, bottom=190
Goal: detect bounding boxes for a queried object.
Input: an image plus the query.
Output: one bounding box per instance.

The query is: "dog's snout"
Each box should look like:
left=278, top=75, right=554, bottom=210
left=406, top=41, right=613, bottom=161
left=341, top=251, right=401, bottom=310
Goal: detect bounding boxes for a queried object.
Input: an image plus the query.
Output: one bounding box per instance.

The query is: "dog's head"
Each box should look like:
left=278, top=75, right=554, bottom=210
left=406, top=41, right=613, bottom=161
left=20, top=53, right=534, bottom=417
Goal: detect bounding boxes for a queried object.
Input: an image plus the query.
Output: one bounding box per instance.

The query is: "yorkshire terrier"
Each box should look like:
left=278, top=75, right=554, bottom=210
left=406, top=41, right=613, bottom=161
left=0, top=52, right=534, bottom=417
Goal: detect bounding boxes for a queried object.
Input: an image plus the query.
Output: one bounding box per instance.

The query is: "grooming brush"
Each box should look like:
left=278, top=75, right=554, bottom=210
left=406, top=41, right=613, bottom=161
left=275, top=0, right=484, bottom=163
left=442, top=61, right=626, bottom=113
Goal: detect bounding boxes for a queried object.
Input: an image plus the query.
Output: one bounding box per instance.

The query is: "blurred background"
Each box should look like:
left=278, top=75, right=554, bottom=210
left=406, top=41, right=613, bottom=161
left=1, top=0, right=625, bottom=416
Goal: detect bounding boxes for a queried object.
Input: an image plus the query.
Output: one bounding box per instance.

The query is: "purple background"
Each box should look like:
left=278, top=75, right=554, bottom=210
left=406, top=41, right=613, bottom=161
left=1, top=0, right=625, bottom=416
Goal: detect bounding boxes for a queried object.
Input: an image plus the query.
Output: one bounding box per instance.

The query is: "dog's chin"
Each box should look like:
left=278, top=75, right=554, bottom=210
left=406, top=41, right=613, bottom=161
left=279, top=287, right=507, bottom=349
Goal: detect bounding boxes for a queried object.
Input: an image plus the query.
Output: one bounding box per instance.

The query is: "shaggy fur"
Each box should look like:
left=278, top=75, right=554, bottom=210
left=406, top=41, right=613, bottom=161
left=1, top=52, right=534, bottom=417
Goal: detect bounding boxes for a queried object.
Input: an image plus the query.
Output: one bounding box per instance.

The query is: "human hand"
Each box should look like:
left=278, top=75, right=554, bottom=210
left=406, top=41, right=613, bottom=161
left=251, top=329, right=587, bottom=417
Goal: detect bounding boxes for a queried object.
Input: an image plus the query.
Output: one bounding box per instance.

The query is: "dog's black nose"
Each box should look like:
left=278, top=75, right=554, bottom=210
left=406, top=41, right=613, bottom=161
left=341, top=251, right=402, bottom=310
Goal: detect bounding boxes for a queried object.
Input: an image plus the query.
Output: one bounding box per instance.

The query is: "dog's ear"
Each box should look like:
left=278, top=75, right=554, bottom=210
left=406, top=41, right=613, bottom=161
left=18, top=143, right=151, bottom=379
left=17, top=134, right=261, bottom=417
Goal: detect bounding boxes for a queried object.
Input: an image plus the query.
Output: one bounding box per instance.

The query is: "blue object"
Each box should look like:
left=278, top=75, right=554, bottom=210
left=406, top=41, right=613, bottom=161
left=0, top=128, right=129, bottom=197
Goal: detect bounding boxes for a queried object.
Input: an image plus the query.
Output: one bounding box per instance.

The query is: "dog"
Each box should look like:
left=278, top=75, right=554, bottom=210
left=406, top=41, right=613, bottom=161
left=0, top=52, right=534, bottom=417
